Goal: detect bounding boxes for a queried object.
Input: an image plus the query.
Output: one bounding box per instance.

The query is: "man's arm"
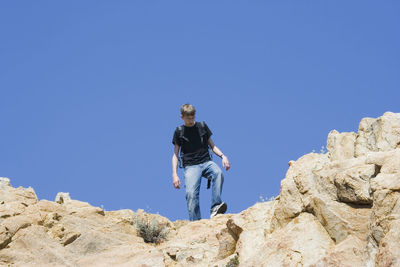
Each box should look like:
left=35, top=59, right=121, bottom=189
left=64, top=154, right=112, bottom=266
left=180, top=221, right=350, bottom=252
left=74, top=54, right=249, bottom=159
left=171, top=144, right=181, bottom=189
left=208, top=137, right=230, bottom=170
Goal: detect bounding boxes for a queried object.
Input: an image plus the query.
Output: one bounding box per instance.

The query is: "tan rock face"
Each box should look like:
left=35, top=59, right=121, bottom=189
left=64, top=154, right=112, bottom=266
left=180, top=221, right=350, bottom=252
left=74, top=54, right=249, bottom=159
left=355, top=112, right=400, bottom=157
left=316, top=235, right=367, bottom=267
left=327, top=130, right=357, bottom=161
left=250, top=212, right=334, bottom=267
left=334, top=164, right=375, bottom=204
left=1, top=112, right=400, bottom=266
left=269, top=112, right=400, bottom=266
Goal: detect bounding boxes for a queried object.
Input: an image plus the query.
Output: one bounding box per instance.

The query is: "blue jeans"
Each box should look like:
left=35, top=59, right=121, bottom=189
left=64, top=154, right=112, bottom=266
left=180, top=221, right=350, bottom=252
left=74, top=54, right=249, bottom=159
left=184, top=160, right=224, bottom=221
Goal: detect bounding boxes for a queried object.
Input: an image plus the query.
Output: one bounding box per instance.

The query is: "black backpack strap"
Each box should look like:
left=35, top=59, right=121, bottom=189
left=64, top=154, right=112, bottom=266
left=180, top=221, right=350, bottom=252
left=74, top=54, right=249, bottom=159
left=177, top=126, right=184, bottom=168
left=178, top=125, right=184, bottom=138
left=198, top=121, right=212, bottom=190
left=178, top=125, right=189, bottom=142
left=198, top=121, right=206, bottom=144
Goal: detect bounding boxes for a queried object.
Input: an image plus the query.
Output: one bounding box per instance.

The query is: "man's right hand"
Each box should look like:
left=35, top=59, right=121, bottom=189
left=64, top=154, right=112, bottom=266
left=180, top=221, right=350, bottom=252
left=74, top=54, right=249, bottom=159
left=173, top=174, right=181, bottom=189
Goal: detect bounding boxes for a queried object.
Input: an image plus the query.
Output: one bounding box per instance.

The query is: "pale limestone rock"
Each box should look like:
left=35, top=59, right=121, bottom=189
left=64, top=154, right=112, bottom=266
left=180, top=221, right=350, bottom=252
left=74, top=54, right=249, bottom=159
left=327, top=130, right=356, bottom=161
left=368, top=149, right=400, bottom=265
left=0, top=181, right=38, bottom=207
left=271, top=152, right=339, bottom=233
left=273, top=148, right=374, bottom=244
left=160, top=214, right=234, bottom=266
left=369, top=153, right=400, bottom=239
left=3, top=224, right=75, bottom=267
left=0, top=181, right=149, bottom=266
left=365, top=235, right=380, bottom=267
left=0, top=177, right=10, bottom=187
left=375, top=219, right=400, bottom=267
left=55, top=192, right=71, bottom=204
left=268, top=113, right=400, bottom=265
left=308, top=196, right=371, bottom=243
left=315, top=235, right=367, bottom=266
left=135, top=208, right=172, bottom=229
left=249, top=212, right=334, bottom=266
left=270, top=168, right=304, bottom=230
left=329, top=156, right=368, bottom=170
left=270, top=153, right=327, bottom=231
left=0, top=215, right=32, bottom=250
left=334, top=164, right=375, bottom=204
left=366, top=149, right=400, bottom=175
left=227, top=201, right=276, bottom=264
left=355, top=112, right=400, bottom=157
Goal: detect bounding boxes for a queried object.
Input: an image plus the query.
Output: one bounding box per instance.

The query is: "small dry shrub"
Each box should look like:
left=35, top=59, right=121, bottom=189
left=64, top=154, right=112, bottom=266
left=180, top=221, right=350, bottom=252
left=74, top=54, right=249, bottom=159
left=226, top=255, right=239, bottom=267
left=133, top=214, right=169, bottom=244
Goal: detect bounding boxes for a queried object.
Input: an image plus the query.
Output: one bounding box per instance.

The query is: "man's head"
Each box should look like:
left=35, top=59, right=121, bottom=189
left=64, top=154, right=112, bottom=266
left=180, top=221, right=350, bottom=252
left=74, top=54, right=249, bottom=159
left=180, top=104, right=196, bottom=127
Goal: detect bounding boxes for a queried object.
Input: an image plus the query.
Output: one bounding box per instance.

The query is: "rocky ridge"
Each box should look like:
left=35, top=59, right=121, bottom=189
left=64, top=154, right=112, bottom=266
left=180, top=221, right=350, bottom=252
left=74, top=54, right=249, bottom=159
left=1, top=112, right=400, bottom=266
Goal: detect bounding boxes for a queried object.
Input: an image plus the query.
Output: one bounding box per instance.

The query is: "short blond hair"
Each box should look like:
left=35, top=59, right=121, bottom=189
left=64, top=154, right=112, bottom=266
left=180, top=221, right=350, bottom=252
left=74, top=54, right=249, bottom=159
left=180, top=104, right=196, bottom=116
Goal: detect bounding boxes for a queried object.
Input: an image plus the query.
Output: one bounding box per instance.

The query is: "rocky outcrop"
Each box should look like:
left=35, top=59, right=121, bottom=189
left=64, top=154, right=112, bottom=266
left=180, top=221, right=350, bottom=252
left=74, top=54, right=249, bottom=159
left=269, top=112, right=400, bottom=266
left=0, top=177, right=238, bottom=267
left=1, top=112, right=400, bottom=266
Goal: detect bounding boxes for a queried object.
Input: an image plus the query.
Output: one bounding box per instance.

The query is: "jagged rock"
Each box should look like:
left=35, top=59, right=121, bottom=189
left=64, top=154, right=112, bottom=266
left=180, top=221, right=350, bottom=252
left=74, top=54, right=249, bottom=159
left=271, top=152, right=338, bottom=232
left=55, top=192, right=71, bottom=204
left=268, top=113, right=400, bottom=265
left=367, top=149, right=400, bottom=266
left=159, top=214, right=234, bottom=266
left=227, top=201, right=275, bottom=264
left=327, top=130, right=357, bottom=161
left=316, top=235, right=367, bottom=266
left=334, top=164, right=375, bottom=204
left=0, top=178, right=11, bottom=187
left=1, top=112, right=400, bottom=266
left=250, top=212, right=334, bottom=266
left=307, top=196, right=371, bottom=243
left=355, top=112, right=400, bottom=157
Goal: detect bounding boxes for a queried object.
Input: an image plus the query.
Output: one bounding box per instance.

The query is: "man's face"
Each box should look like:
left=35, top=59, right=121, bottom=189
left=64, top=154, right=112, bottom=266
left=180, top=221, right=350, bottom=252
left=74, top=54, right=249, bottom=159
left=181, top=114, right=195, bottom=126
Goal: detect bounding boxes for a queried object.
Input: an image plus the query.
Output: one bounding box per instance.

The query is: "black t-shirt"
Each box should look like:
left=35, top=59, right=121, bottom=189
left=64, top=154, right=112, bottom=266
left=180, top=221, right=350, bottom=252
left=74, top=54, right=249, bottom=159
left=172, top=121, right=213, bottom=167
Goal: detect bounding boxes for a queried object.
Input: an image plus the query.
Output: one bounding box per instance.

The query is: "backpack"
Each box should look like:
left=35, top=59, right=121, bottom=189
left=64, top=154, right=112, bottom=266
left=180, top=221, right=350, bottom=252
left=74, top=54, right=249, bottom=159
left=176, top=121, right=213, bottom=189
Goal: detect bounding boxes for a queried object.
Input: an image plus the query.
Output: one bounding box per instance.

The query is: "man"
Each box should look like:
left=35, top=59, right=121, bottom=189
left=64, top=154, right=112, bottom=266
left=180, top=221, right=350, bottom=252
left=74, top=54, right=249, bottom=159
left=172, top=104, right=231, bottom=221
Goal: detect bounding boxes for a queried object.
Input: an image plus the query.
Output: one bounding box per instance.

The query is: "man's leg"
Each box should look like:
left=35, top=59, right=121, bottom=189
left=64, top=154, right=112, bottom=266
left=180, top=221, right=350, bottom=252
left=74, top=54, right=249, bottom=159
left=184, top=164, right=202, bottom=221
left=202, top=161, right=224, bottom=214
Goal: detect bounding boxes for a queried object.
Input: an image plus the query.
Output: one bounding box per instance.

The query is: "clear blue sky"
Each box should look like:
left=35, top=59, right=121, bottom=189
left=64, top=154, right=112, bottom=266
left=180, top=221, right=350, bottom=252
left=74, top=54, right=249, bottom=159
left=1, top=1, right=399, bottom=221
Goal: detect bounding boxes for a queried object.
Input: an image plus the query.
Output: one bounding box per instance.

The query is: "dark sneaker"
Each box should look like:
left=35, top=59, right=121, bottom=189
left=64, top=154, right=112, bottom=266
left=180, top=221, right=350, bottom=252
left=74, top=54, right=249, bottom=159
left=210, top=202, right=227, bottom=218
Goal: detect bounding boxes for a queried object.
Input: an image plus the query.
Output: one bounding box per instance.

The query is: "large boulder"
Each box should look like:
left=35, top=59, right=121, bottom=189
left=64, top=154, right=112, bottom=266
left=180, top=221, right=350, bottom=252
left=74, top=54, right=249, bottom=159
left=327, top=130, right=357, bottom=161
left=355, top=112, right=400, bottom=157
left=269, top=113, right=400, bottom=266
left=245, top=212, right=334, bottom=266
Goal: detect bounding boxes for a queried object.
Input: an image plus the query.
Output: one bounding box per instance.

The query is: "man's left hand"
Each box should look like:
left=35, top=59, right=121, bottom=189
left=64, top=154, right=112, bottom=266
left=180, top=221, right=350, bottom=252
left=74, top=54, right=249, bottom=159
left=222, top=155, right=230, bottom=171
